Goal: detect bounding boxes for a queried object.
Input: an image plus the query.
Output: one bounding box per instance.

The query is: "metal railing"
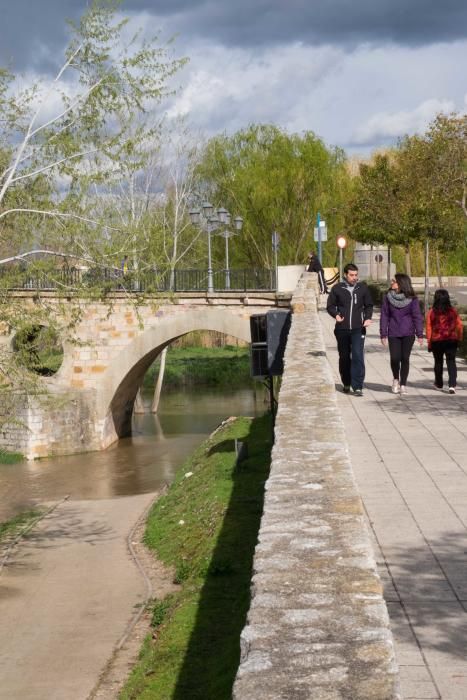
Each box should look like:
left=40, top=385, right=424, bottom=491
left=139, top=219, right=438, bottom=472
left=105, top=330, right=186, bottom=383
left=1, top=266, right=276, bottom=293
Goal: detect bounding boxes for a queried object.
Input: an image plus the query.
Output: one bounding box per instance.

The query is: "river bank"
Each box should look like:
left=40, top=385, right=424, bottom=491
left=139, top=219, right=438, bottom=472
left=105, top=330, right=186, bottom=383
left=143, top=344, right=251, bottom=389
left=120, top=413, right=272, bottom=700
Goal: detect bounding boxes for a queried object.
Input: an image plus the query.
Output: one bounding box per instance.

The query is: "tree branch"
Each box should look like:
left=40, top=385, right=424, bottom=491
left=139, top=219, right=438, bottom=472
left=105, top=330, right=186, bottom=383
left=0, top=44, right=85, bottom=205
left=8, top=148, right=100, bottom=185
left=0, top=208, right=122, bottom=231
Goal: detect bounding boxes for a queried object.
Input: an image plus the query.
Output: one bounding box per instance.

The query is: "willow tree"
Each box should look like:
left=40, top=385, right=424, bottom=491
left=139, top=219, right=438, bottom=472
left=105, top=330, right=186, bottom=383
left=194, top=124, right=349, bottom=268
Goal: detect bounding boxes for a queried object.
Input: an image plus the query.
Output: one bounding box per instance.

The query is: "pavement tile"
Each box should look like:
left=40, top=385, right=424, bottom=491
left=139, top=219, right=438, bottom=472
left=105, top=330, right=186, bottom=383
left=399, top=666, right=440, bottom=700
left=434, top=669, right=467, bottom=700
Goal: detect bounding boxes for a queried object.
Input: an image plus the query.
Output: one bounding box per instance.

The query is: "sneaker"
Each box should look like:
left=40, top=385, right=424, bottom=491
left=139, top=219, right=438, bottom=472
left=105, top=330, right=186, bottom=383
left=400, top=385, right=408, bottom=395
left=433, top=384, right=443, bottom=391
left=449, top=387, right=456, bottom=394
left=391, top=379, right=400, bottom=394
left=353, top=388, right=363, bottom=397
left=343, top=385, right=351, bottom=394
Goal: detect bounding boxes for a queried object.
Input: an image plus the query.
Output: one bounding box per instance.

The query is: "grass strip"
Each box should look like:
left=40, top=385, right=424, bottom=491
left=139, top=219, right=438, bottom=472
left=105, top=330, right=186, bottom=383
left=0, top=449, right=24, bottom=464
left=120, top=413, right=272, bottom=700
left=0, top=508, right=44, bottom=543
left=143, top=345, right=251, bottom=389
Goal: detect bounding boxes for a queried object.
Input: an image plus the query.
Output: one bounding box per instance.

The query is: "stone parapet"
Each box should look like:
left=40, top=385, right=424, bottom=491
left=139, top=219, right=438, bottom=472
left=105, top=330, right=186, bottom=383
left=233, top=272, right=400, bottom=699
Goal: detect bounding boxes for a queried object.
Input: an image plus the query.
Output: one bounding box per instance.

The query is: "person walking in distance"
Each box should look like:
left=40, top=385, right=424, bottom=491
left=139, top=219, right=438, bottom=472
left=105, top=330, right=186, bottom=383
left=327, top=263, right=373, bottom=396
left=120, top=255, right=129, bottom=275
left=307, top=251, right=328, bottom=294
left=426, top=289, right=463, bottom=394
left=380, top=273, right=423, bottom=395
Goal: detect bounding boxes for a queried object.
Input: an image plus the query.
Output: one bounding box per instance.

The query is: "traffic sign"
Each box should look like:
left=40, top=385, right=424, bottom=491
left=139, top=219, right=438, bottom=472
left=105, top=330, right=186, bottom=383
left=272, top=231, right=280, bottom=251
left=314, top=225, right=327, bottom=242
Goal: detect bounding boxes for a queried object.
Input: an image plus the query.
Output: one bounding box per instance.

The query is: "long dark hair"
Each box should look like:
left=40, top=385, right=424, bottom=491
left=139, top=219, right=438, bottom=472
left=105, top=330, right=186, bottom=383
left=432, top=288, right=452, bottom=313
left=394, top=273, right=415, bottom=298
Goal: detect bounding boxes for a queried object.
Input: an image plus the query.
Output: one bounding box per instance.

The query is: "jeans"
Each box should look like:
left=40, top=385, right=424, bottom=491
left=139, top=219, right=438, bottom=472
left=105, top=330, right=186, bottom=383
left=431, top=340, right=458, bottom=388
left=388, top=336, right=415, bottom=386
left=334, top=328, right=366, bottom=389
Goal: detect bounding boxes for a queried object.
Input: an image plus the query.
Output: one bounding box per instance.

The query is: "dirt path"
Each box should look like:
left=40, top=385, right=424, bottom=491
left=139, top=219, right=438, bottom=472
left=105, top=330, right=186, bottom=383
left=0, top=493, right=171, bottom=700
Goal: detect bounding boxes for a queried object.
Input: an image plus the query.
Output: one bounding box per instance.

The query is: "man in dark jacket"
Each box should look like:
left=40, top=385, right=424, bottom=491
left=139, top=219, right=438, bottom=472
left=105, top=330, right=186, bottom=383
left=326, top=263, right=373, bottom=396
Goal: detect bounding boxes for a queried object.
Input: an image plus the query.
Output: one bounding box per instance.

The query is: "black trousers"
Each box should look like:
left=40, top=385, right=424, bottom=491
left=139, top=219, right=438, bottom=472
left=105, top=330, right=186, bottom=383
left=334, top=328, right=365, bottom=389
left=317, top=269, right=328, bottom=294
left=388, top=336, right=415, bottom=386
left=431, top=340, right=458, bottom=388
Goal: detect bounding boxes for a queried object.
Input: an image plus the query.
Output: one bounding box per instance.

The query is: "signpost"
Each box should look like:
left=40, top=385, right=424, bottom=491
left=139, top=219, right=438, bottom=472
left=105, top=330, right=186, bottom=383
left=314, top=213, right=327, bottom=263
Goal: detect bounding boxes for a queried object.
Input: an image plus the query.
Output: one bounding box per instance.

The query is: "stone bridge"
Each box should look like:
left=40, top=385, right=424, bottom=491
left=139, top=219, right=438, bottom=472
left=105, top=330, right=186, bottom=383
left=0, top=290, right=290, bottom=459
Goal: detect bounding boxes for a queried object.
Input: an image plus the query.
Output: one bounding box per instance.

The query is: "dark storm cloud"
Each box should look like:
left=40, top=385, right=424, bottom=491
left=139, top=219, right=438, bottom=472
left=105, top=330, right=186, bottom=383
left=151, top=0, right=467, bottom=49
left=0, top=0, right=83, bottom=70
left=2, top=0, right=467, bottom=72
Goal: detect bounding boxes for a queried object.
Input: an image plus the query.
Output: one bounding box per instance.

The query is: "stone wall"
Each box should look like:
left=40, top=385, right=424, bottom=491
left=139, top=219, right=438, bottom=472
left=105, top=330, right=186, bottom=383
left=0, top=386, right=100, bottom=459
left=0, top=392, right=30, bottom=454
left=233, top=273, right=400, bottom=699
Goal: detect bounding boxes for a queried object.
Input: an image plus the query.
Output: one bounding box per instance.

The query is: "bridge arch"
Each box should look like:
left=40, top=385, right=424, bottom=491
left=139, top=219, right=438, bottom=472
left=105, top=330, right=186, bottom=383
left=98, top=308, right=252, bottom=448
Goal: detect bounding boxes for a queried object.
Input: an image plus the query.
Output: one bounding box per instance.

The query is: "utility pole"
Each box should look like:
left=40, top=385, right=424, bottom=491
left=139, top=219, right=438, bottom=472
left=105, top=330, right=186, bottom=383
left=272, top=231, right=280, bottom=290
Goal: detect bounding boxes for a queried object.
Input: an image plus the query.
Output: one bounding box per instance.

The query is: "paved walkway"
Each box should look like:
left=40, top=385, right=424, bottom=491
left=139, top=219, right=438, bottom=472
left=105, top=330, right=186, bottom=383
left=0, top=493, right=156, bottom=700
left=322, top=310, right=467, bottom=700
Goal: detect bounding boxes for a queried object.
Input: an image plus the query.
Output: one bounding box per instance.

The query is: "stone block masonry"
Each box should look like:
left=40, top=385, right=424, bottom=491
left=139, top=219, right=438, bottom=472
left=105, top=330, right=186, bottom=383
left=233, top=273, right=400, bottom=699
left=0, top=386, right=100, bottom=459
left=1, top=291, right=291, bottom=457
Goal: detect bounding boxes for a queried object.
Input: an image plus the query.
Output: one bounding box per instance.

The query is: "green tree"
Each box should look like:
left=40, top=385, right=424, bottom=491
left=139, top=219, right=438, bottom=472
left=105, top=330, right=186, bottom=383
left=0, top=0, right=187, bottom=261
left=194, top=124, right=349, bottom=268
left=423, top=113, right=467, bottom=221
left=398, top=120, right=466, bottom=289
left=0, top=0, right=187, bottom=402
left=346, top=152, right=415, bottom=276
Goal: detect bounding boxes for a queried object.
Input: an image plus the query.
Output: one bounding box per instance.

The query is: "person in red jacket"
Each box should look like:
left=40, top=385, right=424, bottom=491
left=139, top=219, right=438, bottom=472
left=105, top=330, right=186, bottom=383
left=426, top=289, right=463, bottom=394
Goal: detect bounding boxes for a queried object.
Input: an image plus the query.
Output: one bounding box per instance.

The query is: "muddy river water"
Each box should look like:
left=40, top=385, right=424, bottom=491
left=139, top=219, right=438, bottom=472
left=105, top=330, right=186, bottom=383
left=0, top=386, right=264, bottom=521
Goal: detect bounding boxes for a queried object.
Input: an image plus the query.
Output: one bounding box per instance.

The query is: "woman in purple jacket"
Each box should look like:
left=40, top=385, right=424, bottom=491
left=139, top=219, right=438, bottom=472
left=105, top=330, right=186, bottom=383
left=380, top=273, right=424, bottom=394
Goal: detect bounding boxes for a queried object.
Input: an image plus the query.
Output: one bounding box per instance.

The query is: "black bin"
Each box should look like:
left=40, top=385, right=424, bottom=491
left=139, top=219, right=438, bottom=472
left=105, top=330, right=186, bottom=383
left=250, top=310, right=291, bottom=378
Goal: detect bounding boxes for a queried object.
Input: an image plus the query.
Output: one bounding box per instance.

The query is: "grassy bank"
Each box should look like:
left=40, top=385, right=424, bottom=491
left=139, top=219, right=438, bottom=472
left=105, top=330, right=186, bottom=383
left=0, top=508, right=43, bottom=543
left=0, top=449, right=24, bottom=464
left=143, top=345, right=251, bottom=389
left=120, top=413, right=272, bottom=700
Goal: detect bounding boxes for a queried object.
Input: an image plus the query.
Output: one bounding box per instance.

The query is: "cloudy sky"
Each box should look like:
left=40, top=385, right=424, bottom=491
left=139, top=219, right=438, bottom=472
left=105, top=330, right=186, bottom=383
left=1, top=0, right=466, bottom=155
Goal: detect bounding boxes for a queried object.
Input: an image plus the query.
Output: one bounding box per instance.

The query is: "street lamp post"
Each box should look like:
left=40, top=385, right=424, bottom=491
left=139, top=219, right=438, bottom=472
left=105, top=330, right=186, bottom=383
left=189, top=203, right=243, bottom=292
left=217, top=215, right=243, bottom=289
left=337, top=235, right=347, bottom=281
